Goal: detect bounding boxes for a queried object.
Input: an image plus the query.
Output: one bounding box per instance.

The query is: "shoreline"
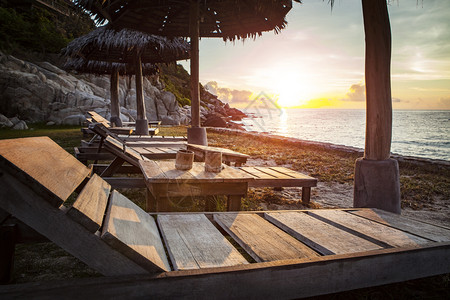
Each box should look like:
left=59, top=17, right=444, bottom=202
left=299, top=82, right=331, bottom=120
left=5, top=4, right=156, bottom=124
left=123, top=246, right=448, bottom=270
left=208, top=127, right=450, bottom=169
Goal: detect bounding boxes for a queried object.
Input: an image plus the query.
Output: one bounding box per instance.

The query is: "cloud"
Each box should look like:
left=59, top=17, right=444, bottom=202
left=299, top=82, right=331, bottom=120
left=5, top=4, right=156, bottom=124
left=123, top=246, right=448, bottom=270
left=438, top=97, right=450, bottom=108
left=392, top=98, right=409, bottom=103
left=341, top=83, right=365, bottom=102
left=205, top=81, right=253, bottom=103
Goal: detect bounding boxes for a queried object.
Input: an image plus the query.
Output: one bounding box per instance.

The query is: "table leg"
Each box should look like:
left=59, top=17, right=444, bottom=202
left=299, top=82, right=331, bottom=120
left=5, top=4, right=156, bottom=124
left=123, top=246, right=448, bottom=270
left=227, top=195, right=242, bottom=211
left=205, top=197, right=215, bottom=211
left=145, top=189, right=156, bottom=212
left=156, top=197, right=171, bottom=212
left=302, top=187, right=311, bottom=204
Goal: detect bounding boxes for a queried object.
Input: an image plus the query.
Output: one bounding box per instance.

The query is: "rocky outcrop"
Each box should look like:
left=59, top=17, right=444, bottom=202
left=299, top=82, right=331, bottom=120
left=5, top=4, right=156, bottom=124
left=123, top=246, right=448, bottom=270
left=0, top=52, right=188, bottom=126
left=0, top=51, right=246, bottom=129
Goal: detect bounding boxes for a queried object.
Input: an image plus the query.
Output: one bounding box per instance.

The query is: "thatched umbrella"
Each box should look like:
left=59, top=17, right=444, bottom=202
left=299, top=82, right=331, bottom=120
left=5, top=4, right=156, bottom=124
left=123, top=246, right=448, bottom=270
left=62, top=25, right=190, bottom=134
left=75, top=0, right=295, bottom=144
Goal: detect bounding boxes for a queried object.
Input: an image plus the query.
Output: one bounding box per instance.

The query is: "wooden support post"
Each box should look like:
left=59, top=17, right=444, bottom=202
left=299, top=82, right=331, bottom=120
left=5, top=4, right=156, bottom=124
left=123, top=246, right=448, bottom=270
left=190, top=0, right=200, bottom=128
left=110, top=69, right=122, bottom=127
left=354, top=0, right=401, bottom=214
left=362, top=0, right=392, bottom=161
left=134, top=54, right=148, bottom=135
left=187, top=0, right=208, bottom=145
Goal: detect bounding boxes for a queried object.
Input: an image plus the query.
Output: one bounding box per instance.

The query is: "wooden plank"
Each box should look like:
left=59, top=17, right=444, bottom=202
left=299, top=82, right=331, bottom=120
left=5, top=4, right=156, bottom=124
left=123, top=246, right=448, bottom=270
left=252, top=167, right=295, bottom=179
left=269, top=167, right=317, bottom=180
left=139, top=160, right=168, bottom=182
left=2, top=242, right=449, bottom=299
left=0, top=137, right=91, bottom=205
left=237, top=167, right=278, bottom=179
left=265, top=212, right=383, bottom=255
left=66, top=174, right=111, bottom=233
left=214, top=213, right=319, bottom=262
left=309, top=210, right=430, bottom=247
left=119, top=135, right=187, bottom=142
left=101, top=190, right=170, bottom=272
left=158, top=214, right=248, bottom=270
left=351, top=209, right=450, bottom=242
left=0, top=171, right=149, bottom=275
left=104, top=136, right=143, bottom=164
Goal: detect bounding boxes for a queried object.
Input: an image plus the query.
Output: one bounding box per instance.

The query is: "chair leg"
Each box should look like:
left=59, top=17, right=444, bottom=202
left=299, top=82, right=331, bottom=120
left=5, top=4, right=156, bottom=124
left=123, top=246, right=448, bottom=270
left=0, top=224, right=16, bottom=284
left=100, top=157, right=125, bottom=177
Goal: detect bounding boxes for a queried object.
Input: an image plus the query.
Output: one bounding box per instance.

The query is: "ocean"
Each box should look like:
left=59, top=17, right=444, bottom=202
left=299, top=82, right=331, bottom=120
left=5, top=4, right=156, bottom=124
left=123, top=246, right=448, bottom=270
left=240, top=109, right=450, bottom=161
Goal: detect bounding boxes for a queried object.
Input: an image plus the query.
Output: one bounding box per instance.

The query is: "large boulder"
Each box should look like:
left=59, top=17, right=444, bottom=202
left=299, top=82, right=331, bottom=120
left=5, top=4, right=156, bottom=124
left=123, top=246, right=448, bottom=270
left=203, top=112, right=228, bottom=128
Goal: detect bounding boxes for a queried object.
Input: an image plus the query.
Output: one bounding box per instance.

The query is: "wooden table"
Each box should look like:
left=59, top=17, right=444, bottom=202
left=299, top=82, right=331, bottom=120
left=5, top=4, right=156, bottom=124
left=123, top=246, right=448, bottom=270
left=139, top=160, right=254, bottom=211
left=239, top=166, right=317, bottom=203
left=186, top=144, right=249, bottom=166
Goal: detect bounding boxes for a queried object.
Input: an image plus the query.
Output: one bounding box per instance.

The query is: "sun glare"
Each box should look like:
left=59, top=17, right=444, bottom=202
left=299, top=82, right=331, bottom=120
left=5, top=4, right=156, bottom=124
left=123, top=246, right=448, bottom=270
left=273, top=70, right=318, bottom=108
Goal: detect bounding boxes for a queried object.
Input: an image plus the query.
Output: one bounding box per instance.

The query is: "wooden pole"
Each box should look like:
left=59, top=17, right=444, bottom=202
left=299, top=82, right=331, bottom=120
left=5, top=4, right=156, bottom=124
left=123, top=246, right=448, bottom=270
left=135, top=54, right=145, bottom=120
left=134, top=53, right=149, bottom=135
left=354, top=0, right=400, bottom=214
left=362, top=0, right=392, bottom=160
left=190, top=0, right=200, bottom=128
left=109, top=69, right=122, bottom=127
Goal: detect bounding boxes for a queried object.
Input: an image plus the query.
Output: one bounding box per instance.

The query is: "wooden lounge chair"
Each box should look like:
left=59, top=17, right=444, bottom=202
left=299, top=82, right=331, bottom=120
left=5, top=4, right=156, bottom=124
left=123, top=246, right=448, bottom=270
left=87, top=110, right=161, bottom=128
left=75, top=123, right=186, bottom=165
left=1, top=137, right=449, bottom=298
left=85, top=111, right=160, bottom=136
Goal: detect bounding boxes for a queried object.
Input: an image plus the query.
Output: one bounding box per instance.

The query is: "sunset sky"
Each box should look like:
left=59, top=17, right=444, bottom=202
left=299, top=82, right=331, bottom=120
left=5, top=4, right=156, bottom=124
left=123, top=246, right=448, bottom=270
left=179, top=0, right=450, bottom=110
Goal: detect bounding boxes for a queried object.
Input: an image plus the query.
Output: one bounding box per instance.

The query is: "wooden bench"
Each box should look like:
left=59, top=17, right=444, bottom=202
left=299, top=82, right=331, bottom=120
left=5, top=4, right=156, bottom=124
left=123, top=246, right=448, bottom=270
left=186, top=143, right=249, bottom=166
left=1, top=137, right=449, bottom=298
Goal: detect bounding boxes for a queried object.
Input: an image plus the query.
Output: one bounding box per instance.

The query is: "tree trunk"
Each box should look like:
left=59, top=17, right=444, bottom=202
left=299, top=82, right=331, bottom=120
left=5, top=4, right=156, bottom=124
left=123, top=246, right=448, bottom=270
left=190, top=0, right=200, bottom=128
left=109, top=69, right=122, bottom=127
left=362, top=0, right=392, bottom=160
left=134, top=53, right=149, bottom=135
left=353, top=0, right=401, bottom=214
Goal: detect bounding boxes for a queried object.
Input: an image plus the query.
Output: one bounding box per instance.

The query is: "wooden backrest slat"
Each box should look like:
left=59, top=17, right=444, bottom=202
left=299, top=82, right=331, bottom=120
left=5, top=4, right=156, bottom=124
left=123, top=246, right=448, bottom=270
left=104, top=136, right=144, bottom=164
left=0, top=137, right=91, bottom=206
left=66, top=174, right=111, bottom=233
left=101, top=190, right=171, bottom=273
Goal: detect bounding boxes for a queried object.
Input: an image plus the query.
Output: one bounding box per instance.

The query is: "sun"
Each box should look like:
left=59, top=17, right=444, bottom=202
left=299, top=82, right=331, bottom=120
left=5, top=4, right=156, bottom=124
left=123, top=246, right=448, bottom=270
left=273, top=72, right=318, bottom=108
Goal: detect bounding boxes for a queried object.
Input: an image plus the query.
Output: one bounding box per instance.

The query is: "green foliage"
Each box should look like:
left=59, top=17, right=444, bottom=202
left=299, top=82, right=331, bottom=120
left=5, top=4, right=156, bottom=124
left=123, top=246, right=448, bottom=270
left=159, top=63, right=192, bottom=107
left=0, top=5, right=94, bottom=54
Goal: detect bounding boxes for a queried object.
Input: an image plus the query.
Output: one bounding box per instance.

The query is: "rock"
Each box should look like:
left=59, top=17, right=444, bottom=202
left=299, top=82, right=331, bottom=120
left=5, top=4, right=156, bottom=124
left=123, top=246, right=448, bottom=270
left=161, top=115, right=180, bottom=126
left=12, top=120, right=28, bottom=130
left=0, top=114, right=13, bottom=127
left=62, top=114, right=86, bottom=125
left=46, top=121, right=56, bottom=126
left=9, top=117, right=20, bottom=125
left=0, top=53, right=244, bottom=127
left=203, top=113, right=228, bottom=128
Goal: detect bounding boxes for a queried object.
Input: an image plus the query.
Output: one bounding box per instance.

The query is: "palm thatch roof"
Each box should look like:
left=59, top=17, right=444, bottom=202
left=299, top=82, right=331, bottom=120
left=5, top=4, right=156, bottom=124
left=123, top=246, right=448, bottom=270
left=63, top=58, right=159, bottom=76
left=61, top=25, right=190, bottom=65
left=74, top=0, right=298, bottom=41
